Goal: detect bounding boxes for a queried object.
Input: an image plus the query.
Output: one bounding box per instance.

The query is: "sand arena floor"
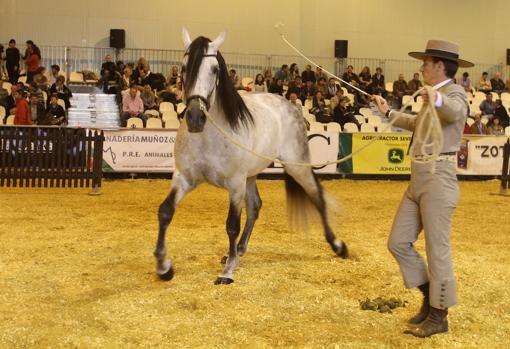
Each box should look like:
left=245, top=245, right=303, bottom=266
left=0, top=179, right=509, bottom=348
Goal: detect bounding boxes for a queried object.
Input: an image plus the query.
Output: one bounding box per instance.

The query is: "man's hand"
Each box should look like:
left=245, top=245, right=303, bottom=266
left=420, top=88, right=437, bottom=104
left=372, top=95, right=390, bottom=116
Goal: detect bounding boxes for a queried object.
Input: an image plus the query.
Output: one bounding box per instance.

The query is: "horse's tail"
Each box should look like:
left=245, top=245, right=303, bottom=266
left=284, top=172, right=317, bottom=232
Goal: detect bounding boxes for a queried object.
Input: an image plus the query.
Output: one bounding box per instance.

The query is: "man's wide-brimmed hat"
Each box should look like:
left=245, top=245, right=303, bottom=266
left=408, top=40, right=474, bottom=68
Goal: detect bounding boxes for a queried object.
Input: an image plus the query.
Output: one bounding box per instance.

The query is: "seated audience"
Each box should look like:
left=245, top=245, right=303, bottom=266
left=173, top=80, right=183, bottom=103
left=490, top=72, right=505, bottom=95
left=470, top=114, right=489, bottom=135
left=316, top=77, right=328, bottom=96
left=44, top=94, right=66, bottom=125
left=167, top=66, right=180, bottom=86
left=274, top=64, right=289, bottom=84
left=301, top=65, right=316, bottom=83
left=49, top=76, right=72, bottom=109
left=285, top=77, right=302, bottom=99
left=229, top=69, right=241, bottom=90
left=408, top=73, right=423, bottom=94
left=158, top=83, right=178, bottom=105
left=494, top=99, right=509, bottom=127
left=329, top=89, right=345, bottom=113
left=101, top=55, right=116, bottom=81
left=140, top=64, right=166, bottom=91
left=316, top=66, right=327, bottom=82
left=458, top=72, right=472, bottom=94
left=268, top=79, right=284, bottom=95
left=342, top=65, right=360, bottom=93
left=310, top=91, right=330, bottom=123
left=140, top=84, right=158, bottom=110
left=478, top=72, right=492, bottom=93
left=371, top=67, right=386, bottom=97
left=253, top=73, right=268, bottom=93
left=332, top=96, right=360, bottom=129
left=300, top=79, right=316, bottom=103
left=121, top=86, right=146, bottom=127
left=28, top=93, right=46, bottom=124
left=288, top=92, right=300, bottom=107
left=49, top=65, right=63, bottom=86
left=326, top=78, right=340, bottom=99
left=263, top=69, right=273, bottom=90
left=132, top=57, right=147, bottom=85
left=488, top=117, right=505, bottom=136
left=4, top=85, right=18, bottom=116
left=479, top=93, right=496, bottom=116
left=14, top=90, right=31, bottom=125
left=288, top=63, right=299, bottom=83
left=0, top=81, right=8, bottom=109
left=121, top=66, right=134, bottom=90
left=393, top=73, right=410, bottom=108
left=358, top=66, right=372, bottom=93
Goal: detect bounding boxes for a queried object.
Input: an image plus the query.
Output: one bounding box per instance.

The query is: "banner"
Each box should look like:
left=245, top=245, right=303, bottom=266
left=350, top=133, right=412, bottom=174
left=456, top=135, right=509, bottom=175
left=103, top=130, right=177, bottom=172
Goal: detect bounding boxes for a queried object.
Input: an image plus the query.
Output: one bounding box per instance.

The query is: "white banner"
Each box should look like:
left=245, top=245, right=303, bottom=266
left=103, top=130, right=177, bottom=172
left=456, top=135, right=509, bottom=175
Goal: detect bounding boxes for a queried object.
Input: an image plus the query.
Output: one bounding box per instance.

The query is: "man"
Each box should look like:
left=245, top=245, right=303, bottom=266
left=268, top=78, right=284, bottom=96
left=479, top=93, right=496, bottom=116
left=228, top=69, right=241, bottom=90
left=470, top=113, right=489, bottom=135
left=121, top=85, right=146, bottom=127
left=45, top=94, right=66, bottom=125
left=101, top=55, right=116, bottom=81
left=478, top=72, right=491, bottom=93
left=373, top=40, right=472, bottom=338
left=301, top=64, right=316, bottom=84
left=274, top=64, right=289, bottom=84
left=285, top=76, right=303, bottom=100
left=141, top=64, right=166, bottom=91
left=494, top=99, right=510, bottom=128
left=49, top=65, right=64, bottom=86
left=393, top=73, right=410, bottom=108
left=490, top=72, right=505, bottom=95
left=14, top=90, right=31, bottom=125
left=408, top=73, right=423, bottom=94
left=371, top=67, right=386, bottom=97
left=326, top=78, right=340, bottom=99
left=329, top=88, right=345, bottom=113
left=5, top=39, right=20, bottom=84
left=28, top=93, right=46, bottom=124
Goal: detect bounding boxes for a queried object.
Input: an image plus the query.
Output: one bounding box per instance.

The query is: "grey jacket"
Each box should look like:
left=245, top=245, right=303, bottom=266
left=389, top=82, right=469, bottom=154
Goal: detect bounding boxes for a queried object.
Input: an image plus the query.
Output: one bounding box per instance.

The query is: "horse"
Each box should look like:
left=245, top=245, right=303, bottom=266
left=153, top=28, right=348, bottom=285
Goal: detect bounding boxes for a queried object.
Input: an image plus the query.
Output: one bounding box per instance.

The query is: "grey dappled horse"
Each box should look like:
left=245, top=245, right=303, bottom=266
left=153, top=29, right=348, bottom=284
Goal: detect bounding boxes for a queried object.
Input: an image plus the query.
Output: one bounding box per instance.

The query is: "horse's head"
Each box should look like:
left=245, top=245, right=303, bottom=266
left=181, top=28, right=226, bottom=133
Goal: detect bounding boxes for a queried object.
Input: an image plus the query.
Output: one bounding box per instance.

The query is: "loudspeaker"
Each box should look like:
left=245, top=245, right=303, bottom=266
left=334, top=40, right=348, bottom=58
left=110, top=29, right=125, bottom=49
left=507, top=48, right=510, bottom=65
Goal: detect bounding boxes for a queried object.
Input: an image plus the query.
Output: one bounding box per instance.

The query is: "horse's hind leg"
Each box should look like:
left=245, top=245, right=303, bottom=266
left=154, top=171, right=195, bottom=281
left=284, top=165, right=348, bottom=258
left=237, top=176, right=262, bottom=257
left=215, top=180, right=245, bottom=285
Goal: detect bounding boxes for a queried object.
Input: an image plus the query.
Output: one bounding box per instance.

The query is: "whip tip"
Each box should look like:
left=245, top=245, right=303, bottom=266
left=273, top=22, right=284, bottom=34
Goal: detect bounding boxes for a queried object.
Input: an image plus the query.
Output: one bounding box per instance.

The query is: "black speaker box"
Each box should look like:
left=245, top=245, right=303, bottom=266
left=507, top=48, right=510, bottom=65
left=334, top=40, right=348, bottom=58
left=110, top=29, right=125, bottom=49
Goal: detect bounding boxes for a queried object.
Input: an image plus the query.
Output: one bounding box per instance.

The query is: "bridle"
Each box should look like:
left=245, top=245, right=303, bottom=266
left=183, top=52, right=219, bottom=113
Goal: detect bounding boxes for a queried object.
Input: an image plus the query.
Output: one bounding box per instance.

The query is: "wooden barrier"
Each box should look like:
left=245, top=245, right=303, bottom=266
left=0, top=126, right=104, bottom=189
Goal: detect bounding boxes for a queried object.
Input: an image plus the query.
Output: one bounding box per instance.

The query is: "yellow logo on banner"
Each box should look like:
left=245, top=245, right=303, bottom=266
left=351, top=133, right=412, bottom=174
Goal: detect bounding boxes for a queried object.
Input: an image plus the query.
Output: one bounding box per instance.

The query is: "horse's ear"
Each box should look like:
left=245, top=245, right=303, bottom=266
left=209, top=31, right=226, bottom=52
left=182, top=27, right=192, bottom=49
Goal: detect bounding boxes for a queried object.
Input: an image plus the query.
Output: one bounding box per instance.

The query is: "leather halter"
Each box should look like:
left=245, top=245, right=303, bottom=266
left=183, top=52, right=219, bottom=111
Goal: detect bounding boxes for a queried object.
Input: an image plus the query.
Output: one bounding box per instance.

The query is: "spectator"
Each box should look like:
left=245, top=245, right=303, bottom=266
left=49, top=65, right=63, bottom=86
left=393, top=73, right=410, bottom=108
left=316, top=66, right=327, bottom=82
left=140, top=84, right=158, bottom=110
left=479, top=93, right=496, bottom=116
left=310, top=91, right=330, bottom=123
left=300, top=79, right=317, bottom=103
left=268, top=78, right=284, bottom=95
left=490, top=72, right=505, bottom=95
left=463, top=121, right=471, bottom=134
left=116, top=61, right=125, bottom=75
left=167, top=65, right=180, bottom=86
left=26, top=46, right=40, bottom=83
left=28, top=94, right=46, bottom=124
left=121, top=66, right=134, bottom=90
left=157, top=83, right=177, bottom=105
left=288, top=63, right=299, bottom=82
left=173, top=80, right=183, bottom=104
left=359, top=66, right=372, bottom=93
left=329, top=88, right=345, bottom=113
left=132, top=57, right=147, bottom=84
left=23, top=40, right=41, bottom=60
left=316, top=77, right=328, bottom=96
left=0, top=81, right=8, bottom=109
left=101, top=55, right=116, bottom=81
left=140, top=64, right=166, bottom=91
left=49, top=75, right=72, bottom=109
left=5, top=39, right=20, bottom=84
left=288, top=92, right=300, bottom=106
left=342, top=65, right=360, bottom=92
left=326, top=77, right=340, bottom=99
left=488, top=117, right=505, bottom=135
left=13, top=90, right=31, bottom=125
left=301, top=64, right=316, bottom=84
left=332, top=96, right=360, bottom=129
left=252, top=73, right=268, bottom=93
left=121, top=86, right=146, bottom=127
left=285, top=77, right=302, bottom=99
left=478, top=72, right=492, bottom=93
left=33, top=67, right=49, bottom=93
left=274, top=64, right=289, bottom=84
left=371, top=67, right=386, bottom=97
left=263, top=69, right=273, bottom=90
left=494, top=99, right=509, bottom=127
left=458, top=72, right=472, bottom=94
left=28, top=82, right=43, bottom=102
left=4, top=85, right=18, bottom=116
left=45, top=94, right=66, bottom=125
left=228, top=69, right=241, bottom=90
left=408, top=72, right=423, bottom=94
left=470, top=113, right=489, bottom=135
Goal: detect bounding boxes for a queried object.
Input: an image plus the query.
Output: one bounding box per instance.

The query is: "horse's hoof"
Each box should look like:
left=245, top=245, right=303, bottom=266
left=332, top=240, right=349, bottom=259
left=237, top=245, right=247, bottom=257
left=214, top=277, right=234, bottom=285
left=158, top=266, right=174, bottom=281
left=220, top=256, right=228, bottom=264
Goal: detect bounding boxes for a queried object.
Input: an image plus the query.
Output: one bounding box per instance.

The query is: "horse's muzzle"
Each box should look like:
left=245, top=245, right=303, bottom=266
left=185, top=100, right=206, bottom=133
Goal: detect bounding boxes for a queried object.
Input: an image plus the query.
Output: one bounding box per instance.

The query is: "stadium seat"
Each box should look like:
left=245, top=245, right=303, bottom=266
left=304, top=99, right=313, bottom=111
left=159, top=102, right=174, bottom=112
left=304, top=113, right=316, bottom=123
left=411, top=102, right=423, bottom=113
left=144, top=109, right=160, bottom=118
left=6, top=115, right=15, bottom=125
left=346, top=93, right=355, bottom=105
left=3, top=82, right=12, bottom=95
left=146, top=118, right=162, bottom=128
left=69, top=72, right=84, bottom=83
left=341, top=87, right=348, bottom=95
left=359, top=107, right=372, bottom=117
left=366, top=114, right=382, bottom=126
left=377, top=123, right=393, bottom=133
left=325, top=122, right=341, bottom=132
left=473, top=91, right=486, bottom=100
left=500, top=92, right=510, bottom=102
left=0, top=106, right=5, bottom=121
left=309, top=121, right=325, bottom=132
left=481, top=116, right=489, bottom=125
left=162, top=109, right=178, bottom=122
left=294, top=99, right=303, bottom=106
left=324, top=99, right=330, bottom=106
left=164, top=118, right=180, bottom=129
left=385, top=82, right=393, bottom=93
left=466, top=117, right=474, bottom=126
left=354, top=114, right=366, bottom=124
left=57, top=99, right=66, bottom=110
left=361, top=123, right=376, bottom=132
left=176, top=103, right=186, bottom=115
left=505, top=126, right=510, bottom=136
left=127, top=118, right=143, bottom=128
left=342, top=122, right=358, bottom=133
left=490, top=92, right=498, bottom=100
left=18, top=76, right=27, bottom=85
left=402, top=95, right=413, bottom=106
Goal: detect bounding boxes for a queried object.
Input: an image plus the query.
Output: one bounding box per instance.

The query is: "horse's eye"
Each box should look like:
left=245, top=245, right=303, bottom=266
left=181, top=66, right=186, bottom=73
left=212, top=67, right=218, bottom=74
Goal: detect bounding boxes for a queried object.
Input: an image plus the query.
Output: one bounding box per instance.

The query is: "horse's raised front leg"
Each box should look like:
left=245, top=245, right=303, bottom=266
left=237, top=176, right=262, bottom=257
left=215, top=180, right=245, bottom=285
left=154, top=171, right=195, bottom=281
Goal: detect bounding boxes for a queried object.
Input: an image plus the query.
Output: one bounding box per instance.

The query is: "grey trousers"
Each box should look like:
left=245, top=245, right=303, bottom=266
left=388, top=159, right=459, bottom=309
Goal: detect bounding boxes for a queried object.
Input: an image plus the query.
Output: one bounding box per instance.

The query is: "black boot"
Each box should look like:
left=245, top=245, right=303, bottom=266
left=404, top=307, right=448, bottom=338
left=408, top=283, right=430, bottom=325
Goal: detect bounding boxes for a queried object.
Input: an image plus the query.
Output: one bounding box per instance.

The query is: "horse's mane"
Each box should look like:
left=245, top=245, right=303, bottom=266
left=184, top=36, right=253, bottom=130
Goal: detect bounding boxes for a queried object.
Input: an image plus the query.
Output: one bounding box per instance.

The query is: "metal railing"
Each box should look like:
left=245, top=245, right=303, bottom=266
left=5, top=43, right=509, bottom=87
